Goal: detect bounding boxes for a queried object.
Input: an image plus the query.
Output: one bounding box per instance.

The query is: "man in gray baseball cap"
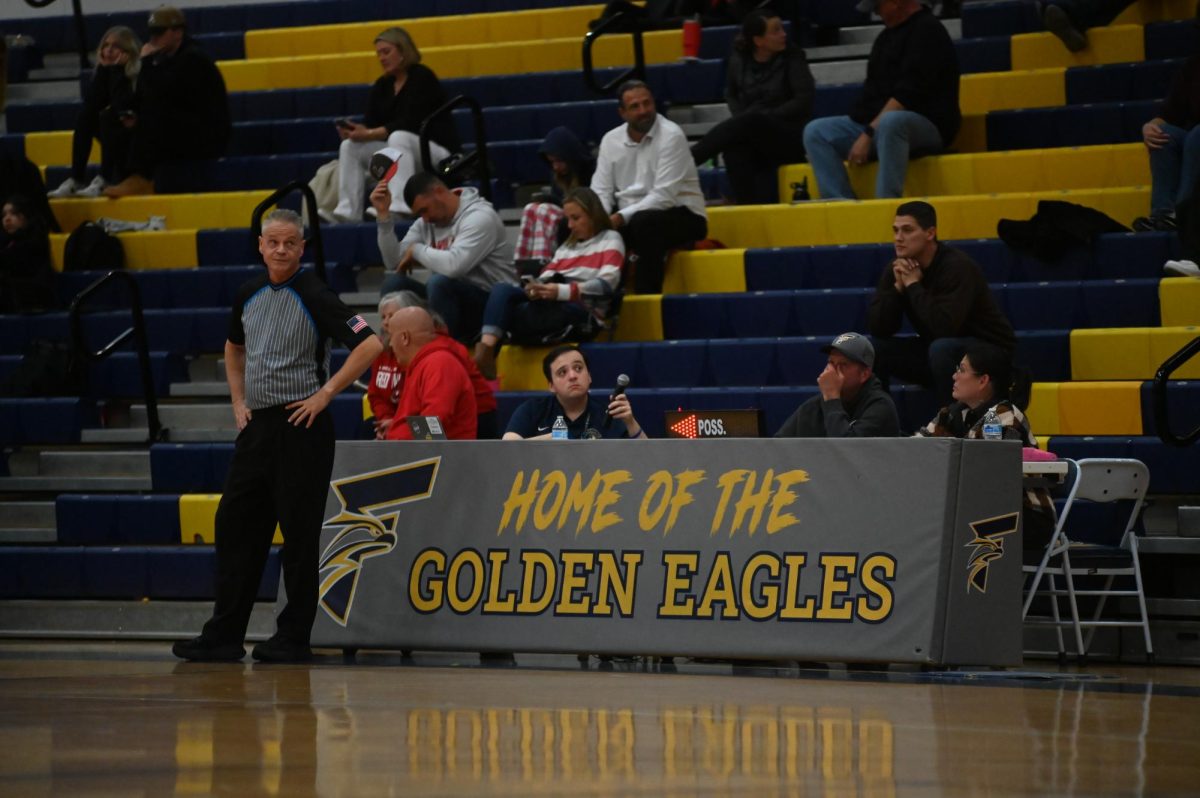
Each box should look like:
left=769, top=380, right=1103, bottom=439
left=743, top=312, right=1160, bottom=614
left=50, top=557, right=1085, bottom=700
left=774, top=332, right=901, bottom=438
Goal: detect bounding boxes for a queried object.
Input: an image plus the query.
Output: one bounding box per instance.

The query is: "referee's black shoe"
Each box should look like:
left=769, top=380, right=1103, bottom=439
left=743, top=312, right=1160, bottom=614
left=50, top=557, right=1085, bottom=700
left=172, top=636, right=246, bottom=662
left=252, top=637, right=313, bottom=663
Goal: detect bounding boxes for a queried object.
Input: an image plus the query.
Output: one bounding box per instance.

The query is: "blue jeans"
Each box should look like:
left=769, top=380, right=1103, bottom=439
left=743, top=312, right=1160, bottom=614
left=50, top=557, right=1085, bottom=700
left=379, top=272, right=491, bottom=342
left=481, top=283, right=589, bottom=341
left=872, top=335, right=986, bottom=406
left=802, top=112, right=944, bottom=200
left=1044, top=0, right=1136, bottom=29
left=1149, top=122, right=1200, bottom=216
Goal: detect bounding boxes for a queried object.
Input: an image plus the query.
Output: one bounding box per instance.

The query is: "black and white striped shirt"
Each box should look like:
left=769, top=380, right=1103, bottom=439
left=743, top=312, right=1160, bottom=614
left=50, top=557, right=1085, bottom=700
left=228, top=269, right=374, bottom=410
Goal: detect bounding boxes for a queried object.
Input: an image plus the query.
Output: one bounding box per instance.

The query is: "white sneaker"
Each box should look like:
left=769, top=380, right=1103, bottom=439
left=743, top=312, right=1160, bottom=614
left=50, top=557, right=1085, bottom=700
left=75, top=176, right=107, bottom=198
left=1164, top=259, right=1200, bottom=278
left=47, top=177, right=79, bottom=198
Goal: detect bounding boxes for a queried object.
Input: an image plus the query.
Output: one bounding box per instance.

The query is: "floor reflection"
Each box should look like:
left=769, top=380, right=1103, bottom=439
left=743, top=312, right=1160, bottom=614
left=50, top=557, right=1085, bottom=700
left=0, top=644, right=1197, bottom=796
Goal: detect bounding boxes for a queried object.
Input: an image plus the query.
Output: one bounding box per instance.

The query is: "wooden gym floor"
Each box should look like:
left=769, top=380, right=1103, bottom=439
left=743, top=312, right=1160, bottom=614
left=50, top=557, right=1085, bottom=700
left=1, top=641, right=1199, bottom=796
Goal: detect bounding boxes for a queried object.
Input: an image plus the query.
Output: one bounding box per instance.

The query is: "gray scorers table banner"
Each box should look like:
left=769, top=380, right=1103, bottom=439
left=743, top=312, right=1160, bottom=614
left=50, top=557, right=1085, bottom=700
left=305, top=438, right=1024, bottom=666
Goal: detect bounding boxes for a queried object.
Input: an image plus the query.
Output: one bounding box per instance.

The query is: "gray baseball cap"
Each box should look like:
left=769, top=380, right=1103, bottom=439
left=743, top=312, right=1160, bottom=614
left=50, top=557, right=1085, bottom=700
left=821, top=332, right=875, bottom=368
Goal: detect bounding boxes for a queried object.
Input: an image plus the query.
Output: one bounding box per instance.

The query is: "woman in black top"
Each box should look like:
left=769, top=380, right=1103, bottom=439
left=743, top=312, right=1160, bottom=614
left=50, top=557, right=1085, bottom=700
left=328, top=27, right=458, bottom=222
left=690, top=10, right=814, bottom=205
left=0, top=196, right=56, bottom=313
left=48, top=27, right=140, bottom=198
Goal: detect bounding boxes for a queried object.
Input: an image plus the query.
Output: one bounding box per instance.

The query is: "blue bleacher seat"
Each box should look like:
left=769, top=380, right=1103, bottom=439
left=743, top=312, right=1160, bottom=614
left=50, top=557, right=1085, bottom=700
left=791, top=288, right=869, bottom=337
left=1001, top=281, right=1084, bottom=331
left=1093, top=232, right=1178, bottom=280
left=5, top=546, right=85, bottom=598
left=1145, top=20, right=1200, bottom=61
left=662, top=294, right=730, bottom=340
left=639, top=341, right=709, bottom=388
left=1080, top=279, right=1160, bottom=328
left=706, top=339, right=778, bottom=386
left=755, top=386, right=814, bottom=434
left=961, top=0, right=1041, bottom=38
left=1139, top=381, right=1200, bottom=442
left=726, top=292, right=796, bottom=338
left=956, top=36, right=1012, bottom=74
left=56, top=494, right=120, bottom=545
left=0, top=398, right=96, bottom=445
left=580, top=342, right=641, bottom=389
left=1014, top=330, right=1072, bottom=382
left=81, top=547, right=149, bottom=599
left=774, top=337, right=826, bottom=386
left=151, top=443, right=223, bottom=493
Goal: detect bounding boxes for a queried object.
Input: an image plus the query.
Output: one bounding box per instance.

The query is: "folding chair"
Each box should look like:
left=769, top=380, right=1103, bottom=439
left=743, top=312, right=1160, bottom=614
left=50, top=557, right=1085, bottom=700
left=1022, top=458, right=1154, bottom=664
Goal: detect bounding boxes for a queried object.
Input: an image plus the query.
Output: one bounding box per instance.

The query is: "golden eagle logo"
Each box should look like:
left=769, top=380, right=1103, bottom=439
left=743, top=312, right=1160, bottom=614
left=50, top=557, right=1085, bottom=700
left=965, top=512, right=1020, bottom=594
left=318, top=457, right=440, bottom=625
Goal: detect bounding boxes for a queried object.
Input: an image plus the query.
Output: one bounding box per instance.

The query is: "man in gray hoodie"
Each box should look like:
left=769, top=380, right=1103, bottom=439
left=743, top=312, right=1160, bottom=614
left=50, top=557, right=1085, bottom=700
left=374, top=173, right=516, bottom=342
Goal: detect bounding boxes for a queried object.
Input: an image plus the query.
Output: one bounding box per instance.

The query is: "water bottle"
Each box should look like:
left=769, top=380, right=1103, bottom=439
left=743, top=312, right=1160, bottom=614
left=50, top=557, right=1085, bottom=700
left=551, top=415, right=568, bottom=440
left=981, top=408, right=1003, bottom=441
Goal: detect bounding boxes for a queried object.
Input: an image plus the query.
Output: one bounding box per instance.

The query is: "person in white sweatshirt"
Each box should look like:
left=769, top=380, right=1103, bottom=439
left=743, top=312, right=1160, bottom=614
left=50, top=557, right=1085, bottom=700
left=373, top=173, right=516, bottom=341
left=472, top=187, right=624, bottom=378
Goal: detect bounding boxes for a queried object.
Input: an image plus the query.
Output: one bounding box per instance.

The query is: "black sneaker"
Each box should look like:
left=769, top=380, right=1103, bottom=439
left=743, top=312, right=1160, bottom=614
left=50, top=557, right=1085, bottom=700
left=1042, top=5, right=1087, bottom=52
left=251, top=637, right=313, bottom=663
left=172, top=636, right=246, bottom=662
left=1133, top=214, right=1177, bottom=232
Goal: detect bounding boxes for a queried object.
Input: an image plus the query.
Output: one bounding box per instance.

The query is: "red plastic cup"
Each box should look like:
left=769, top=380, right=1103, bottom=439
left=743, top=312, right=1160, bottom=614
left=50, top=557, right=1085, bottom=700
left=682, top=18, right=701, bottom=60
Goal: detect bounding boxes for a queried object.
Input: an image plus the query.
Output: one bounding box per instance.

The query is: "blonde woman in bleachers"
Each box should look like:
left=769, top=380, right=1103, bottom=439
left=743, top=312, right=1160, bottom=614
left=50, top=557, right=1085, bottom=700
left=327, top=27, right=459, bottom=223
left=473, top=187, right=624, bottom=379
left=47, top=26, right=140, bottom=198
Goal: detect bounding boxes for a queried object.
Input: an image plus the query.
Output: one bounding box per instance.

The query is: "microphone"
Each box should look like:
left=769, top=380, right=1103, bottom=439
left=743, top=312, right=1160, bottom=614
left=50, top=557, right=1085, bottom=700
left=602, top=373, right=631, bottom=430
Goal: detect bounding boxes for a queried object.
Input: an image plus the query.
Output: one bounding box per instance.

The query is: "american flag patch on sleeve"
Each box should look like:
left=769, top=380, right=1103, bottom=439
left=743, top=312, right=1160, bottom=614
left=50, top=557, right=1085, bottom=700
left=347, top=315, right=369, bottom=334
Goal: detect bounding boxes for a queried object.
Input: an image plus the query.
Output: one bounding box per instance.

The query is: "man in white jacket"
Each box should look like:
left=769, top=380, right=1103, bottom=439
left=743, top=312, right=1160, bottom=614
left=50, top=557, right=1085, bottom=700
left=374, top=173, right=516, bottom=341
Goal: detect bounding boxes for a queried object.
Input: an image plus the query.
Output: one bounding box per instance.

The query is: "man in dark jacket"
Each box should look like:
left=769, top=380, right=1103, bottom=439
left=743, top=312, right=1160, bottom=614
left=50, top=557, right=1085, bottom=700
left=774, top=332, right=900, bottom=438
left=106, top=5, right=231, bottom=197
left=868, top=201, right=1016, bottom=404
left=801, top=0, right=959, bottom=199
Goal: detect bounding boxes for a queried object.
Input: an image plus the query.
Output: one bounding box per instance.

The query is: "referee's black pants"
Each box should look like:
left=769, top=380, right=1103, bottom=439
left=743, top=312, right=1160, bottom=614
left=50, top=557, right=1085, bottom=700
left=201, top=405, right=335, bottom=647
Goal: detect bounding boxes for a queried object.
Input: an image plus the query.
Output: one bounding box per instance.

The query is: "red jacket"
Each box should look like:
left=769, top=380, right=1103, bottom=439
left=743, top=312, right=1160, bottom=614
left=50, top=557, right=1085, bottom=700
left=367, top=348, right=403, bottom=422
left=442, top=332, right=497, bottom=414
left=386, top=336, right=478, bottom=440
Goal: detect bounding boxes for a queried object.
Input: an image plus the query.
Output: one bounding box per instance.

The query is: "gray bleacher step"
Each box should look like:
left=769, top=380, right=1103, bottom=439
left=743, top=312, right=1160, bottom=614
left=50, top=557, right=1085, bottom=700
left=1181, top=507, right=1200, bottom=537
left=0, top=529, right=58, bottom=543
left=811, top=61, right=867, bottom=86
left=27, top=65, right=87, bottom=82
left=37, top=450, right=149, bottom=477
left=0, top=600, right=276, bottom=641
left=0, top=501, right=56, bottom=530
left=805, top=42, right=874, bottom=62
left=131, top=403, right=235, bottom=430
left=835, top=24, right=885, bottom=45
left=187, top=355, right=224, bottom=383
left=4, top=81, right=80, bottom=103
left=171, top=381, right=231, bottom=398
left=356, top=267, right=386, bottom=293
left=155, top=429, right=237, bottom=442
left=341, top=291, right=380, bottom=309
left=80, top=428, right=156, bottom=444
left=0, top=476, right=152, bottom=491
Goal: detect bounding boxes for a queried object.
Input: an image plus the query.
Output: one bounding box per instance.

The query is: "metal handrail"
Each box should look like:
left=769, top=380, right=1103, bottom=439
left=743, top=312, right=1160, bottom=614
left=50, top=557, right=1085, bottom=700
left=1151, top=334, right=1200, bottom=447
left=68, top=270, right=165, bottom=443
left=582, top=12, right=646, bottom=95
left=251, top=181, right=326, bottom=284
left=23, top=0, right=89, bottom=72
left=419, top=94, right=492, bottom=202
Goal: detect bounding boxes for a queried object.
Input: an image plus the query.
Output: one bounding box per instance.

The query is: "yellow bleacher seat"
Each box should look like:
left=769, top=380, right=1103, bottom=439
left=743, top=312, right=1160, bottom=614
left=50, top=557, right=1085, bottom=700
left=661, top=250, right=746, bottom=294
left=49, top=190, right=273, bottom=231
left=243, top=5, right=604, bottom=58
left=179, top=494, right=282, bottom=544
left=1113, top=0, right=1196, bottom=25
left=777, top=143, right=1148, bottom=203
left=1024, top=382, right=1060, bottom=439
left=219, top=29, right=680, bottom=93
left=496, top=344, right=553, bottom=393
left=704, top=186, right=1148, bottom=250
left=612, top=294, right=663, bottom=343
left=26, top=132, right=96, bottom=169
left=1071, top=326, right=1200, bottom=379
left=958, top=67, right=1066, bottom=116
left=1055, top=381, right=1144, bottom=436
left=1010, top=24, right=1145, bottom=71
left=49, top=229, right=199, bottom=271
left=1160, top=277, right=1200, bottom=326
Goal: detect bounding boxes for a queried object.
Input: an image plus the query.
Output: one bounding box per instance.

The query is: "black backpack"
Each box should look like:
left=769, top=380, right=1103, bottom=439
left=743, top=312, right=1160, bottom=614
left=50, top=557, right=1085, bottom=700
left=63, top=222, right=124, bottom=272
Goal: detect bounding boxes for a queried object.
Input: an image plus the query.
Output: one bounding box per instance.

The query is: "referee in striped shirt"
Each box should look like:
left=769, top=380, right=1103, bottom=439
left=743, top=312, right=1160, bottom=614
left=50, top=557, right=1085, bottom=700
left=174, top=209, right=382, bottom=663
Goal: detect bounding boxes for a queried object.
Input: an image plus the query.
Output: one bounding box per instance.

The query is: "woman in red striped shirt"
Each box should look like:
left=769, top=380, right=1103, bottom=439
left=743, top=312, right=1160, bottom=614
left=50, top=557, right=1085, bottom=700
left=473, top=187, right=624, bottom=378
